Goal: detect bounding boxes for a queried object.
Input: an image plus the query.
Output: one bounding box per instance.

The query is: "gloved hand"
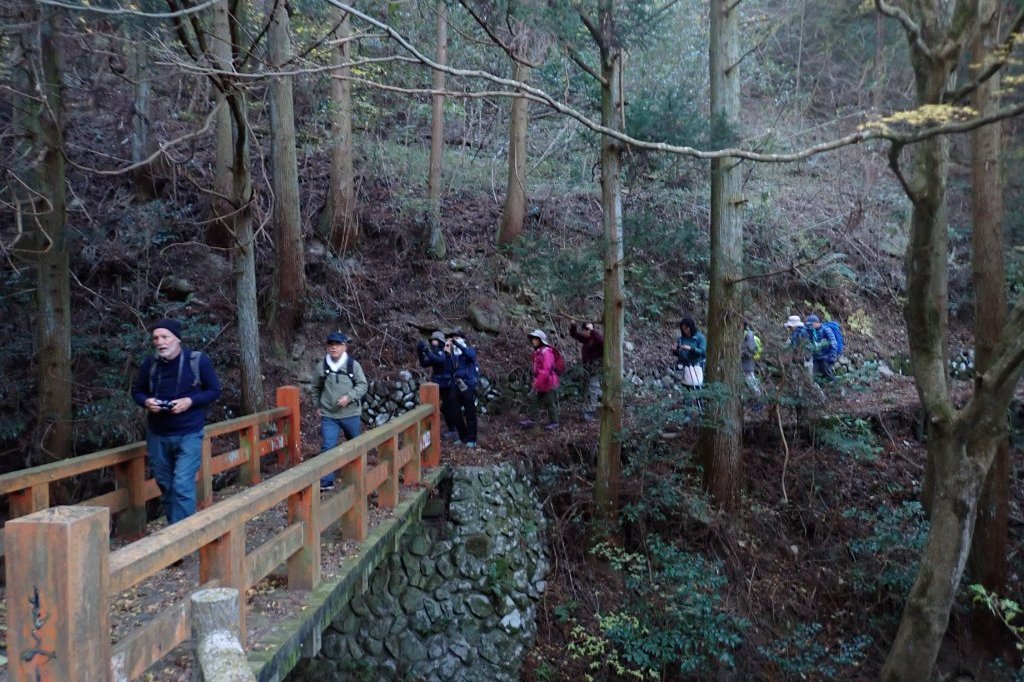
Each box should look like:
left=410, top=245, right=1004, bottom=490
left=570, top=322, right=577, bottom=333
left=417, top=340, right=427, bottom=353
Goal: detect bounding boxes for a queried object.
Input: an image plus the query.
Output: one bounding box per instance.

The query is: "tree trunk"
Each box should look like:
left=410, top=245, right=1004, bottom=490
left=208, top=0, right=236, bottom=249
left=265, top=0, right=306, bottom=358
left=883, top=424, right=994, bottom=681
left=211, top=0, right=264, bottom=413
left=595, top=7, right=623, bottom=521
left=497, top=60, right=530, bottom=246
left=129, top=39, right=161, bottom=200
left=697, top=0, right=744, bottom=511
left=966, top=0, right=1007, bottom=593
left=319, top=9, right=358, bottom=253
left=426, top=0, right=447, bottom=259
left=12, top=3, right=72, bottom=464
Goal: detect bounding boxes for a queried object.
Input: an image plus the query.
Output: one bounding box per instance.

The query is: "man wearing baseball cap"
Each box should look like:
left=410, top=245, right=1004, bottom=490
left=131, top=318, right=221, bottom=525
left=311, top=331, right=368, bottom=491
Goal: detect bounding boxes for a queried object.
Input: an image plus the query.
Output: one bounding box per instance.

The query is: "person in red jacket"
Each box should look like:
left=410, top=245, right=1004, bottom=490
left=520, top=329, right=560, bottom=430
left=570, top=321, right=603, bottom=421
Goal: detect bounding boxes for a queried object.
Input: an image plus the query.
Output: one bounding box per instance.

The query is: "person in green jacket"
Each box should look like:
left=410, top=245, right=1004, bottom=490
left=311, top=331, right=368, bottom=491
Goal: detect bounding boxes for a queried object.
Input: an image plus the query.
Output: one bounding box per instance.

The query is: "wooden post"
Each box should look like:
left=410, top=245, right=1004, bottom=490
left=341, top=452, right=367, bottom=541
left=6, top=506, right=111, bottom=682
left=240, top=424, right=261, bottom=486
left=287, top=484, right=321, bottom=590
left=419, top=382, right=441, bottom=467
left=190, top=588, right=255, bottom=682
left=378, top=435, right=399, bottom=509
left=9, top=483, right=50, bottom=519
left=276, top=385, right=302, bottom=468
left=198, top=433, right=213, bottom=510
left=114, top=455, right=148, bottom=539
left=199, top=527, right=247, bottom=639
left=405, top=424, right=421, bottom=486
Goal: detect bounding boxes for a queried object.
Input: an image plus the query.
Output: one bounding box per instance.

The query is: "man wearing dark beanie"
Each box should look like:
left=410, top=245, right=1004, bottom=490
left=131, top=318, right=221, bottom=525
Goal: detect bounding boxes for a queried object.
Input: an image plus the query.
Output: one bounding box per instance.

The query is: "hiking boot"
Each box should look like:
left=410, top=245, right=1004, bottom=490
left=518, top=419, right=536, bottom=428
left=466, top=441, right=477, bottom=449
left=544, top=422, right=561, bottom=431
left=442, top=430, right=459, bottom=441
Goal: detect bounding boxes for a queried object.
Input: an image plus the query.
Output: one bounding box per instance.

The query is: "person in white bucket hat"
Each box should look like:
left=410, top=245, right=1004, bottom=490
left=520, top=329, right=561, bottom=430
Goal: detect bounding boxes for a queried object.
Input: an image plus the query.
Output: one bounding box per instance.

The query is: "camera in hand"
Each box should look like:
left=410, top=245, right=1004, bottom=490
left=155, top=399, right=176, bottom=412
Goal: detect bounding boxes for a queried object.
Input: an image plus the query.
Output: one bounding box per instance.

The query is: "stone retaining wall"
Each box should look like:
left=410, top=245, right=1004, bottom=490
left=289, top=465, right=548, bottom=681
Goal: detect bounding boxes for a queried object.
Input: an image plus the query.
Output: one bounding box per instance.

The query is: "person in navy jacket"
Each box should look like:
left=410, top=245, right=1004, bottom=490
left=131, top=318, right=221, bottom=524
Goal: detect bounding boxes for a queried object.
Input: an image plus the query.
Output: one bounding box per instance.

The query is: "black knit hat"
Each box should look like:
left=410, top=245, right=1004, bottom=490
left=150, top=318, right=183, bottom=340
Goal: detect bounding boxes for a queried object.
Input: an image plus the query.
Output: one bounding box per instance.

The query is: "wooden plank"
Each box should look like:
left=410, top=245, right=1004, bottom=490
left=240, top=424, right=261, bottom=486
left=318, top=486, right=356, bottom=534
left=365, top=461, right=389, bottom=495
left=199, top=526, right=247, bottom=639
left=7, top=507, right=111, bottom=682
left=419, top=382, right=442, bottom=467
left=114, top=456, right=147, bottom=539
left=109, top=580, right=220, bottom=682
left=276, top=386, right=302, bottom=468
left=248, top=522, right=304, bottom=587
left=211, top=447, right=248, bottom=476
left=260, top=433, right=286, bottom=457
left=341, top=454, right=367, bottom=541
left=0, top=443, right=146, bottom=495
left=202, top=407, right=289, bottom=439
left=198, top=435, right=213, bottom=510
left=377, top=436, right=399, bottom=509
left=8, top=483, right=50, bottom=518
left=287, top=485, right=321, bottom=590
left=80, top=487, right=129, bottom=513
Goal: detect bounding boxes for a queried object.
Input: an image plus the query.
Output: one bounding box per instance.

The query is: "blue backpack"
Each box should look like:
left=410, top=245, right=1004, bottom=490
left=824, top=320, right=845, bottom=355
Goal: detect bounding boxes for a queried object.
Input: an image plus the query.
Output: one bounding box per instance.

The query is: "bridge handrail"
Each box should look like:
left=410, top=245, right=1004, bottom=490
left=4, top=382, right=443, bottom=682
left=0, top=386, right=303, bottom=555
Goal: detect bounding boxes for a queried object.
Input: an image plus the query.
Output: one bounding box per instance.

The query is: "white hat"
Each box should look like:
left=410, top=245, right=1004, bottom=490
left=528, top=329, right=549, bottom=345
left=784, top=315, right=804, bottom=328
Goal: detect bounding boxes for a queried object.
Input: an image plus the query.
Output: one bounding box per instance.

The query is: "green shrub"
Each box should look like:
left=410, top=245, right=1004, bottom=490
left=758, top=621, right=873, bottom=678
left=843, top=501, right=928, bottom=604
left=815, top=415, right=881, bottom=462
left=579, top=535, right=747, bottom=676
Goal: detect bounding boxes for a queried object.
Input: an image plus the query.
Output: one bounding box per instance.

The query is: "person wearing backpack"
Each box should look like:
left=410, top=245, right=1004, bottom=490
left=569, top=320, right=604, bottom=422
left=131, top=318, right=221, bottom=525
left=521, top=329, right=561, bottom=430
left=311, top=331, right=368, bottom=491
left=805, top=315, right=839, bottom=382
left=673, top=317, right=707, bottom=388
left=741, top=320, right=762, bottom=400
left=447, top=330, right=479, bottom=448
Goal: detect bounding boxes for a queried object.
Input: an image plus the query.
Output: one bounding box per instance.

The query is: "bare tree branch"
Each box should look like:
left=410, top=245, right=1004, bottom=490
left=326, top=1, right=1024, bottom=164
left=946, top=4, right=1024, bottom=103
left=34, top=0, right=219, bottom=18
left=65, top=102, right=223, bottom=175
left=875, top=0, right=937, bottom=61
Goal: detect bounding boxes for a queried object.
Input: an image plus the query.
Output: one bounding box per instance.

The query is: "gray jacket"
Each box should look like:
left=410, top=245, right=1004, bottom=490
left=311, top=355, right=368, bottom=419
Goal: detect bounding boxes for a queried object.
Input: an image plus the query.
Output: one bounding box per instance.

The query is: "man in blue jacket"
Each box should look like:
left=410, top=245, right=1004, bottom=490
left=805, top=314, right=838, bottom=381
left=131, top=318, right=221, bottom=525
left=447, top=331, right=479, bottom=448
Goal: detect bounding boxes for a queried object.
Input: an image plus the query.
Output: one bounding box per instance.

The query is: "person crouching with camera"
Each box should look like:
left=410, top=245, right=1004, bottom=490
left=131, top=318, right=221, bottom=525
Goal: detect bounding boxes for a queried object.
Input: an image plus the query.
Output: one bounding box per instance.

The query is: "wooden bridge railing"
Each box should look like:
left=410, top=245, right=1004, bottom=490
left=0, top=385, right=303, bottom=558
left=5, top=382, right=442, bottom=682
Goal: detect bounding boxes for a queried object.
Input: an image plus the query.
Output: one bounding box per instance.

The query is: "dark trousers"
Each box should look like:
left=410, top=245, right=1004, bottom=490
left=444, top=385, right=478, bottom=442
left=813, top=357, right=835, bottom=381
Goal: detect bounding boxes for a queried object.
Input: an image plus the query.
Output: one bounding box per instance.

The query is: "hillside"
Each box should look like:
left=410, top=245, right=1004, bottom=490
left=3, top=1, right=1024, bottom=680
